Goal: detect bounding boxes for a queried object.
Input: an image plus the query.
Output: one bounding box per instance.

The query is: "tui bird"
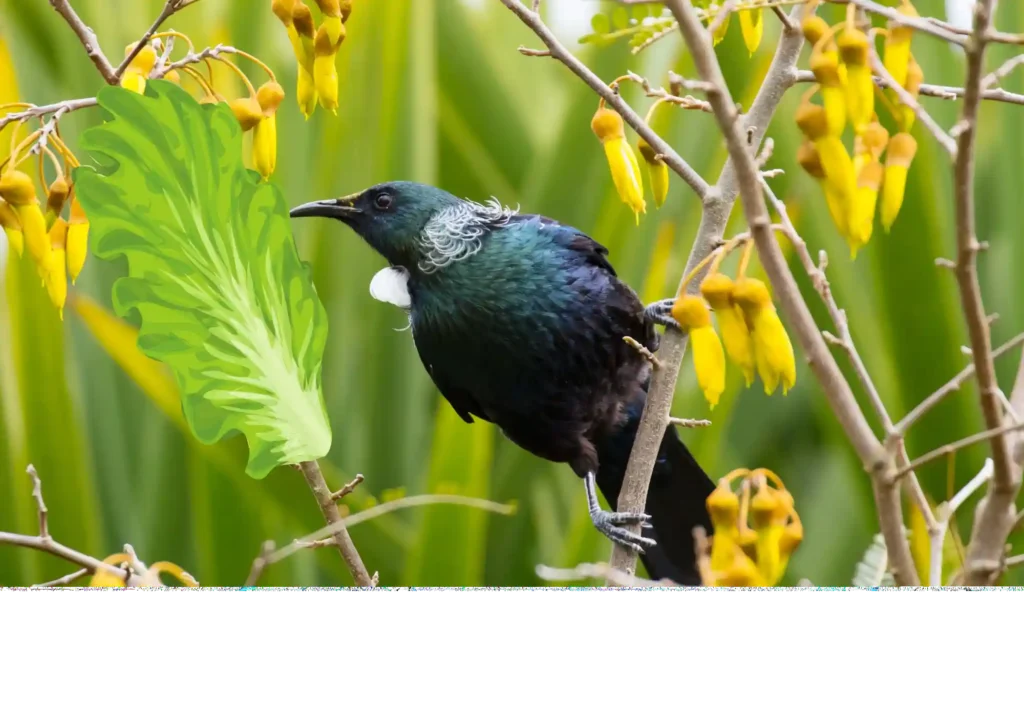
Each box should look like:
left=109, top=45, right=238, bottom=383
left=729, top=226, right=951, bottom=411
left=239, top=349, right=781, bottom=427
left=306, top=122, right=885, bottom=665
left=291, top=182, right=714, bottom=584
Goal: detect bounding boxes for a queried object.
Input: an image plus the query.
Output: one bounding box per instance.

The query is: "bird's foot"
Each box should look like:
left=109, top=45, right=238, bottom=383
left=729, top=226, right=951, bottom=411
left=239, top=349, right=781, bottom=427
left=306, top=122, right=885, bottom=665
left=583, top=471, right=657, bottom=554
left=644, top=298, right=680, bottom=331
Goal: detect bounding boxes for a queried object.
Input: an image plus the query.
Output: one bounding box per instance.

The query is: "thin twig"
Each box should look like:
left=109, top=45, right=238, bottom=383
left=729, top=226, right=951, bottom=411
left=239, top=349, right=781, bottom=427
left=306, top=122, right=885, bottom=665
left=25, top=465, right=49, bottom=539
left=624, top=336, right=662, bottom=369
left=48, top=0, right=117, bottom=83
left=244, top=540, right=276, bottom=587
left=498, top=0, right=711, bottom=200
left=793, top=70, right=1024, bottom=107
left=866, top=41, right=957, bottom=157
left=33, top=568, right=89, bottom=588
left=929, top=459, right=994, bottom=587
left=891, top=332, right=1024, bottom=437
left=893, top=424, right=1024, bottom=482
left=0, top=97, right=98, bottom=132
left=298, top=460, right=372, bottom=587
left=666, top=0, right=918, bottom=586
left=261, top=494, right=516, bottom=572
left=836, top=0, right=966, bottom=46
left=669, top=417, right=711, bottom=428
left=536, top=562, right=676, bottom=587
left=330, top=474, right=364, bottom=502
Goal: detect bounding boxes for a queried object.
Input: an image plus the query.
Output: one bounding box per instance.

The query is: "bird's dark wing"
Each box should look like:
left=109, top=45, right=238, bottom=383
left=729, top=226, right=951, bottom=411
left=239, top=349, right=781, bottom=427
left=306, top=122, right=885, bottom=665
left=413, top=333, right=485, bottom=424
left=515, top=214, right=616, bottom=276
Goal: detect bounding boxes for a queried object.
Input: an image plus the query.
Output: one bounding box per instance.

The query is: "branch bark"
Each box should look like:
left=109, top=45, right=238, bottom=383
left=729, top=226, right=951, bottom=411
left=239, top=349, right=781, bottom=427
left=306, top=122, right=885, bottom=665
left=48, top=0, right=117, bottom=84
left=298, top=460, right=373, bottom=587
left=665, top=0, right=918, bottom=585
left=952, top=0, right=1023, bottom=586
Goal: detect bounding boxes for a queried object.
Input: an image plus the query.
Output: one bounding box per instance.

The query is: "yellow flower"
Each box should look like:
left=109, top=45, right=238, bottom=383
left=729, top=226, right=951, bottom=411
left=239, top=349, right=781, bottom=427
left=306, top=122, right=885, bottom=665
left=700, top=273, right=755, bottom=387
left=733, top=278, right=795, bottom=396
left=591, top=107, right=646, bottom=223
left=797, top=140, right=849, bottom=239
left=853, top=121, right=889, bottom=179
left=0, top=199, right=24, bottom=257
left=672, top=295, right=725, bottom=408
left=706, top=480, right=740, bottom=572
left=881, top=132, right=917, bottom=232
left=0, top=168, right=36, bottom=205
left=712, top=11, right=730, bottom=46
left=800, top=15, right=830, bottom=48
left=253, top=114, right=277, bottom=180
left=637, top=136, right=669, bottom=208
left=810, top=49, right=846, bottom=136
left=229, top=96, right=264, bottom=131
left=884, top=1, right=918, bottom=88
left=256, top=80, right=286, bottom=116
left=898, top=56, right=923, bottom=132
left=739, top=8, right=763, bottom=55
left=849, top=159, right=882, bottom=257
left=45, top=217, right=68, bottom=318
left=313, top=23, right=341, bottom=113
left=796, top=103, right=855, bottom=237
left=120, top=42, right=157, bottom=95
left=297, top=65, right=317, bottom=119
left=67, top=196, right=89, bottom=284
left=838, top=28, right=873, bottom=132
left=271, top=0, right=297, bottom=24
left=15, top=201, right=49, bottom=268
left=276, top=0, right=318, bottom=117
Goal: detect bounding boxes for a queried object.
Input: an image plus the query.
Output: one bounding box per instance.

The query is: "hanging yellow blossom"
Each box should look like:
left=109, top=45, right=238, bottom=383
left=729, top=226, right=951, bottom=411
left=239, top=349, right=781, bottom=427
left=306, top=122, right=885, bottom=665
left=809, top=48, right=847, bottom=137
left=739, top=8, right=763, bottom=55
left=698, top=468, right=802, bottom=587
left=66, top=195, right=89, bottom=284
left=700, top=273, right=755, bottom=387
left=591, top=106, right=646, bottom=223
left=884, top=0, right=918, bottom=88
left=44, top=218, right=68, bottom=317
left=733, top=278, right=795, bottom=396
left=898, top=57, right=924, bottom=132
left=837, top=27, right=873, bottom=133
left=796, top=102, right=855, bottom=238
left=636, top=136, right=669, bottom=208
left=800, top=15, right=830, bottom=48
left=881, top=132, right=917, bottom=231
left=850, top=159, right=882, bottom=257
left=120, top=42, right=158, bottom=95
left=672, top=294, right=725, bottom=408
left=797, top=140, right=849, bottom=240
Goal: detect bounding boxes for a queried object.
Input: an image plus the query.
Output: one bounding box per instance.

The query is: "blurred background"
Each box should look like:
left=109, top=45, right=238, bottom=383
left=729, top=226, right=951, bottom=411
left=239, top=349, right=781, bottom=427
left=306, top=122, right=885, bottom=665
left=2, top=0, right=1023, bottom=587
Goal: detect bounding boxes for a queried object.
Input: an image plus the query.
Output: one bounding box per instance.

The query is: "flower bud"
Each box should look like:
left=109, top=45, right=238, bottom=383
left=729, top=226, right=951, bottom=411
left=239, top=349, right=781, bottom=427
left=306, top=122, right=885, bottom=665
left=707, top=480, right=740, bottom=571
left=46, top=176, right=70, bottom=217
left=67, top=197, right=89, bottom=285
left=0, top=170, right=37, bottom=205
left=124, top=43, right=158, bottom=74
left=293, top=1, right=316, bottom=38
left=0, top=200, right=24, bottom=257
left=165, top=69, right=182, bottom=85
left=253, top=114, right=277, bottom=180
left=320, top=15, right=346, bottom=49
left=700, top=273, right=755, bottom=387
left=801, top=15, right=830, bottom=48
left=256, top=80, right=286, bottom=115
left=637, top=137, right=668, bottom=208
left=339, top=0, right=352, bottom=21
left=673, top=295, right=725, bottom=408
left=739, top=9, right=763, bottom=55
left=881, top=132, right=917, bottom=231
left=315, top=0, right=340, bottom=15
left=272, top=0, right=297, bottom=25
left=838, top=29, right=873, bottom=131
left=733, top=278, right=795, bottom=396
left=230, top=96, right=264, bottom=131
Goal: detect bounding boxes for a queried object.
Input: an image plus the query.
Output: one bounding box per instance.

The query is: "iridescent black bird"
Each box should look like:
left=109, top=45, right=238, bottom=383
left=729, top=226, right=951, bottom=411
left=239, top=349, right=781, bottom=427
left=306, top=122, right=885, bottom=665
left=291, top=182, right=713, bottom=583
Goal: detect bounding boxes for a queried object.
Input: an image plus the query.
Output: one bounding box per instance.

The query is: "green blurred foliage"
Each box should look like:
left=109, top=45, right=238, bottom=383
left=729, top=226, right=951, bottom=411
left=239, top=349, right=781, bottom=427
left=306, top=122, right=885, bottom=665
left=2, top=0, right=1023, bottom=587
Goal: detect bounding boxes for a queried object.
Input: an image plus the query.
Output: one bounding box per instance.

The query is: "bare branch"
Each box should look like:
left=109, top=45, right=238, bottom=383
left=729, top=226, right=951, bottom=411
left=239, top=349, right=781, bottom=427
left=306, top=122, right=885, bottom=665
left=330, top=473, right=365, bottom=503
left=838, top=0, right=966, bottom=46
left=298, top=460, right=372, bottom=587
left=665, top=0, right=917, bottom=585
left=893, top=424, right=1024, bottom=482
left=33, top=568, right=89, bottom=588
left=950, top=0, right=1023, bottom=585
left=892, top=332, right=1024, bottom=437
left=669, top=417, right=711, bottom=428
left=497, top=0, right=711, bottom=200
left=48, top=0, right=117, bottom=83
left=25, top=465, right=49, bottom=539
left=624, top=336, right=662, bottom=369
left=793, top=70, right=1024, bottom=107
left=244, top=540, right=276, bottom=587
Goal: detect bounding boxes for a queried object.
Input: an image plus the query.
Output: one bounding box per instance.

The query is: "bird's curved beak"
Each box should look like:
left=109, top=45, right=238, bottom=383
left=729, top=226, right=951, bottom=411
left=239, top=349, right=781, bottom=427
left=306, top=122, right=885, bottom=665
left=289, top=194, right=362, bottom=220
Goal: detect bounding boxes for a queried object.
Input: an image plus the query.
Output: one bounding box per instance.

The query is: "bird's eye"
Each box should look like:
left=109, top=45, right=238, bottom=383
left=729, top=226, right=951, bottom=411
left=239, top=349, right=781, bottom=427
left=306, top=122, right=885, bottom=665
left=373, top=192, right=393, bottom=211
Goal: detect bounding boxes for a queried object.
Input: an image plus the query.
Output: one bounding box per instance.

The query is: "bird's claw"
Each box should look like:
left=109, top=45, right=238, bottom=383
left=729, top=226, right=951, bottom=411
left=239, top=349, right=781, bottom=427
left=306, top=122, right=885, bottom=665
left=644, top=298, right=680, bottom=331
left=591, top=509, right=657, bottom=554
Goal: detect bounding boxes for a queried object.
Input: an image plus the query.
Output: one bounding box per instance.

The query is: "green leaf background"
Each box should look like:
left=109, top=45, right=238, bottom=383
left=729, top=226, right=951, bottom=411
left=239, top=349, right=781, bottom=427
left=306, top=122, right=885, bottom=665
left=73, top=82, right=331, bottom=479
left=2, top=0, right=1024, bottom=587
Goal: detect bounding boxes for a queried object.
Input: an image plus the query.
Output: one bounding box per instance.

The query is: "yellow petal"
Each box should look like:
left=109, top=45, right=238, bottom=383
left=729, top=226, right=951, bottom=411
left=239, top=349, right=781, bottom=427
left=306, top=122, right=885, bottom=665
left=843, top=64, right=874, bottom=132
left=313, top=52, right=339, bottom=113
left=739, top=9, right=763, bottom=55
left=712, top=11, right=730, bottom=46
left=253, top=114, right=277, bottom=180
left=751, top=307, right=796, bottom=396
left=15, top=202, right=50, bottom=266
left=297, top=64, right=318, bottom=118
left=119, top=69, right=146, bottom=95
left=691, top=325, right=725, bottom=408
left=602, top=137, right=646, bottom=223
left=67, top=222, right=89, bottom=284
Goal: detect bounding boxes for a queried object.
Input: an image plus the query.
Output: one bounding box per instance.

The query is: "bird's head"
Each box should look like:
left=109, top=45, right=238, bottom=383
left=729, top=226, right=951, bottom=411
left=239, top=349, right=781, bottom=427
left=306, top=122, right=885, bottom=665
left=289, top=181, right=462, bottom=270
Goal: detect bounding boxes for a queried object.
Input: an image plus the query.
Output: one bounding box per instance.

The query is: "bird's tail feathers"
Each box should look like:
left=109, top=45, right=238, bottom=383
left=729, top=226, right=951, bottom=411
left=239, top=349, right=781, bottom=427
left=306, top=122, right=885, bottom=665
left=595, top=396, right=714, bottom=585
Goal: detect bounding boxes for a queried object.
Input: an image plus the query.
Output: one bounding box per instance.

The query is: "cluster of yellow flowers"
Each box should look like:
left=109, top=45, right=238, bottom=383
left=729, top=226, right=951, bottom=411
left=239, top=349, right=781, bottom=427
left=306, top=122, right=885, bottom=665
left=272, top=0, right=353, bottom=118
left=119, top=35, right=285, bottom=181
left=0, top=115, right=88, bottom=318
left=708, top=4, right=764, bottom=54
left=698, top=468, right=803, bottom=587
left=798, top=1, right=921, bottom=258
left=670, top=239, right=796, bottom=409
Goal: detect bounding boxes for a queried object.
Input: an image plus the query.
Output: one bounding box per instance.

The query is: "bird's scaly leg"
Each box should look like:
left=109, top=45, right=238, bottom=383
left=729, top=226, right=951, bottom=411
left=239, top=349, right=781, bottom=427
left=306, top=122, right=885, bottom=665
left=584, top=471, right=656, bottom=554
left=644, top=298, right=679, bottom=331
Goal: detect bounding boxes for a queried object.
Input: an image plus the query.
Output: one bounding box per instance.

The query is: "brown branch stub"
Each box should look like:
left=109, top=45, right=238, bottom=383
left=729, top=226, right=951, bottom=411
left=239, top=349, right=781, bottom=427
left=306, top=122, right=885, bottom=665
left=330, top=474, right=365, bottom=503
left=25, top=465, right=49, bottom=540
left=669, top=417, right=711, bottom=428
left=48, top=0, right=118, bottom=84
left=298, top=460, right=373, bottom=587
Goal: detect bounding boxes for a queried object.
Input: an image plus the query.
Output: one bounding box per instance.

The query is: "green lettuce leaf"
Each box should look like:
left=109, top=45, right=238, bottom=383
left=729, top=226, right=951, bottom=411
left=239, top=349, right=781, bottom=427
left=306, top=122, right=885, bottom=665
left=74, top=81, right=331, bottom=479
